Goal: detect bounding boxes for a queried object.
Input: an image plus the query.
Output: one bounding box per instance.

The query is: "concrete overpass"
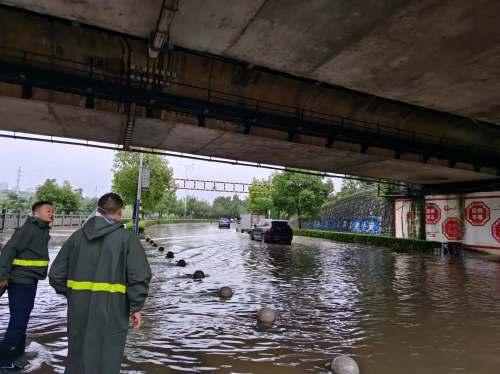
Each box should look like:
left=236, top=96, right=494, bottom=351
left=0, top=1, right=499, bottom=185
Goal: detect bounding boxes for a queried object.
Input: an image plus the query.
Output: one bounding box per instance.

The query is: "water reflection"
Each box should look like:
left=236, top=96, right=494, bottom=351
left=2, top=224, right=500, bottom=373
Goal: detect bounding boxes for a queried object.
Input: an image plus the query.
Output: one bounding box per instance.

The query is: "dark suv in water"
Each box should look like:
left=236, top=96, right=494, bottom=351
left=219, top=218, right=231, bottom=229
left=250, top=219, right=293, bottom=244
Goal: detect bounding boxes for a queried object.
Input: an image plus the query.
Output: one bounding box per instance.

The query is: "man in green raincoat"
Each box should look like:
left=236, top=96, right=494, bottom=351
left=49, top=193, right=151, bottom=373
left=0, top=201, right=54, bottom=372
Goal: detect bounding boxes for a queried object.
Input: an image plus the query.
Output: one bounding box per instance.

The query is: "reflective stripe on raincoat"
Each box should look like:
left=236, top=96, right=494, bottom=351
left=49, top=216, right=151, bottom=374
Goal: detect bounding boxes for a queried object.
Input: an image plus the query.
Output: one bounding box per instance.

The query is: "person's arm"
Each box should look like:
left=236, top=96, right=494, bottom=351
left=49, top=235, right=73, bottom=296
left=126, top=234, right=152, bottom=319
left=0, top=225, right=33, bottom=284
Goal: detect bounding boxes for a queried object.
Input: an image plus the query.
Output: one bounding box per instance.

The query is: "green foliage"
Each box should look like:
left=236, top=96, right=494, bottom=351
left=294, top=229, right=441, bottom=252
left=247, top=178, right=273, bottom=215
left=82, top=197, right=99, bottom=214
left=35, top=179, right=83, bottom=213
left=165, top=194, right=247, bottom=219
left=340, top=179, right=360, bottom=194
left=212, top=195, right=246, bottom=219
left=111, top=151, right=173, bottom=214
left=187, top=195, right=212, bottom=218
left=155, top=190, right=178, bottom=217
left=271, top=171, right=333, bottom=228
left=0, top=192, right=33, bottom=212
left=322, top=186, right=377, bottom=208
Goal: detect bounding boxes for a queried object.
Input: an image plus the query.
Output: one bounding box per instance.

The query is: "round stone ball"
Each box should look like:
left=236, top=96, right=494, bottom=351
left=158, top=246, right=165, bottom=251
left=219, top=286, right=233, bottom=298
left=145, top=238, right=150, bottom=243
left=152, top=243, right=158, bottom=248
left=257, top=307, right=276, bottom=322
left=166, top=251, right=174, bottom=258
left=177, top=260, right=186, bottom=267
left=331, top=356, right=359, bottom=374
left=193, top=270, right=205, bottom=279
left=149, top=240, right=155, bottom=245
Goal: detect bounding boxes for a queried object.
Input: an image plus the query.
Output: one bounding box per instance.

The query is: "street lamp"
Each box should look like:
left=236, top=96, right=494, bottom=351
left=178, top=162, right=195, bottom=219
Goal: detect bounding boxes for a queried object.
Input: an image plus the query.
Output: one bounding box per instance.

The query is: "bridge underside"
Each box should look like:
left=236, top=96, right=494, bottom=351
left=0, top=4, right=499, bottom=185
left=3, top=0, right=500, bottom=124
left=0, top=94, right=496, bottom=185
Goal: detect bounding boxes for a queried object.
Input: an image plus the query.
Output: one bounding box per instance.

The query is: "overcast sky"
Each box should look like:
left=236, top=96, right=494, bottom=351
left=0, top=137, right=343, bottom=203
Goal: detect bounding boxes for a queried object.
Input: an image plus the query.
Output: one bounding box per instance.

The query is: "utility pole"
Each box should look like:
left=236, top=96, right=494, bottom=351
left=15, top=167, right=21, bottom=195
left=134, top=152, right=144, bottom=235
left=178, top=162, right=195, bottom=219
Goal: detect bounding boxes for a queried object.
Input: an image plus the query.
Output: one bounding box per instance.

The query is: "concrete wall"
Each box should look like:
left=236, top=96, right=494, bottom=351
left=395, top=192, right=500, bottom=254
left=297, top=190, right=395, bottom=236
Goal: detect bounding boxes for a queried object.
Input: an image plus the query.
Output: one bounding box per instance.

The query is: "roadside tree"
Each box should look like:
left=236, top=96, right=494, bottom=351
left=111, top=151, right=173, bottom=214
left=271, top=171, right=333, bottom=228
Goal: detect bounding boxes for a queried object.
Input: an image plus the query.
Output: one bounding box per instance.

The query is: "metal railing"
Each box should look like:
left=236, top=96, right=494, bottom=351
left=0, top=45, right=497, bottom=158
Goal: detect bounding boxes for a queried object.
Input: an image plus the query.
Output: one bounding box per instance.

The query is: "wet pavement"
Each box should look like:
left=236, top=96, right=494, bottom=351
left=2, top=222, right=500, bottom=373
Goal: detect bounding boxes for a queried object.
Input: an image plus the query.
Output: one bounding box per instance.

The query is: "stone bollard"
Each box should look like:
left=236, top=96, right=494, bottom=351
left=149, top=240, right=155, bottom=245
left=166, top=251, right=174, bottom=258
left=152, top=243, right=158, bottom=248
left=257, top=308, right=276, bottom=323
left=219, top=286, right=233, bottom=298
left=145, top=238, right=150, bottom=243
left=193, top=270, right=205, bottom=279
left=177, top=260, right=186, bottom=267
left=158, top=246, right=165, bottom=252
left=331, top=356, right=359, bottom=374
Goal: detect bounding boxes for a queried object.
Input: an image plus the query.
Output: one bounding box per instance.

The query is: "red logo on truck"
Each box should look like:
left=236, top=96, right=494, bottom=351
left=465, top=202, right=490, bottom=226
left=442, top=217, right=464, bottom=241
left=425, top=203, right=441, bottom=225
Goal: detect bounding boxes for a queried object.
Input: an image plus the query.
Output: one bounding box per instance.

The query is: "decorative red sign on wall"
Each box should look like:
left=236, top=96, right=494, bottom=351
left=425, top=203, right=441, bottom=225
left=442, top=217, right=464, bottom=241
left=493, top=218, right=500, bottom=244
left=406, top=212, right=412, bottom=221
left=465, top=202, right=490, bottom=226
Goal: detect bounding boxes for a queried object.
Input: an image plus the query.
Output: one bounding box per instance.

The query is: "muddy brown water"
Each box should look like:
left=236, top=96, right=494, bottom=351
left=1, top=223, right=500, bottom=373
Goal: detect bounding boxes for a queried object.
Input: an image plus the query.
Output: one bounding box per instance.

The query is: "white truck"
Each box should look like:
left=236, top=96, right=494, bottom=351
left=237, top=213, right=266, bottom=233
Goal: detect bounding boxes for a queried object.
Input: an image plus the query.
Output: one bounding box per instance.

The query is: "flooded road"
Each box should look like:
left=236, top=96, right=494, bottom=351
left=2, top=222, right=500, bottom=373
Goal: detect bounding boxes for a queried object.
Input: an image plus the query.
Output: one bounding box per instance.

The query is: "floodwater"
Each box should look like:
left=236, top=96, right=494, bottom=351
left=2, top=223, right=500, bottom=373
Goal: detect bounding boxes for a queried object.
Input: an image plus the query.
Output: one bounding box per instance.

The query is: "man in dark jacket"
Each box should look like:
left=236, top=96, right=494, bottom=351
left=0, top=201, right=54, bottom=371
left=49, top=193, right=151, bottom=374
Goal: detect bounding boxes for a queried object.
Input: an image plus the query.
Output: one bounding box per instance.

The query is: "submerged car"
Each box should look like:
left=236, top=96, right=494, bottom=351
left=219, top=218, right=231, bottom=229
left=250, top=219, right=293, bottom=244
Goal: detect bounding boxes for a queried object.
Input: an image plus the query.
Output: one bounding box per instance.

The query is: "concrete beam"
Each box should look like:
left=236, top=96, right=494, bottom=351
left=0, top=96, right=126, bottom=144
left=1, top=0, right=163, bottom=38
left=0, top=96, right=497, bottom=185
left=5, top=1, right=500, bottom=124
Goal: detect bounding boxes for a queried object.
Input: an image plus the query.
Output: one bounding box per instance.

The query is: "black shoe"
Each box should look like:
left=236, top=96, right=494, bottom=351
left=0, top=363, right=23, bottom=372
left=9, top=336, right=25, bottom=361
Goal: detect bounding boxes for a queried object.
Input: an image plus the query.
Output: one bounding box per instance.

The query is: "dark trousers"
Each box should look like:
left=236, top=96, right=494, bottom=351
left=0, top=281, right=38, bottom=362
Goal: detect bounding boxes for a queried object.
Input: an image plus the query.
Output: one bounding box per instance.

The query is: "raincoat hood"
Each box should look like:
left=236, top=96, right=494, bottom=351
left=83, top=216, right=124, bottom=241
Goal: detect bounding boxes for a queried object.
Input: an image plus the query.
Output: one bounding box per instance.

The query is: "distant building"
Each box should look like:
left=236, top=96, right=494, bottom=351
left=26, top=187, right=35, bottom=193
left=10, top=186, right=17, bottom=192
left=0, top=182, right=8, bottom=191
